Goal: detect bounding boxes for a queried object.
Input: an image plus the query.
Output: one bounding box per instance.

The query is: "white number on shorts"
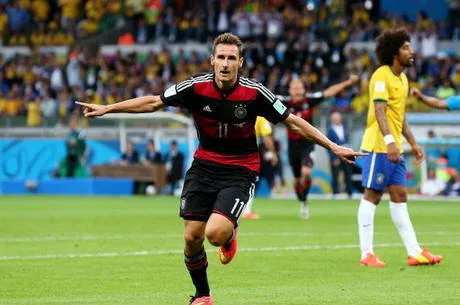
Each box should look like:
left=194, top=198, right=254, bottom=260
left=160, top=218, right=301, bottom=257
left=230, top=198, right=245, bottom=217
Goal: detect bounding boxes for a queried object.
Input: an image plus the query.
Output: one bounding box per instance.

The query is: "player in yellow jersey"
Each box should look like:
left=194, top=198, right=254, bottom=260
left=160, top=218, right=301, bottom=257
left=242, top=116, right=278, bottom=219
left=358, top=29, right=443, bottom=267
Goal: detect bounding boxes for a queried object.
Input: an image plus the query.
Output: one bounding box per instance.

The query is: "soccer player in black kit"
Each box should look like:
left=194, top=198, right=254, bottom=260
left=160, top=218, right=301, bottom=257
left=76, top=33, right=365, bottom=305
left=278, top=76, right=358, bottom=219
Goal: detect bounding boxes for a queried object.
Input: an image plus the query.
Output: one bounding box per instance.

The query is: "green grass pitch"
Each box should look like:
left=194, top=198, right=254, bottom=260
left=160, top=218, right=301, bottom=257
left=1, top=196, right=459, bottom=305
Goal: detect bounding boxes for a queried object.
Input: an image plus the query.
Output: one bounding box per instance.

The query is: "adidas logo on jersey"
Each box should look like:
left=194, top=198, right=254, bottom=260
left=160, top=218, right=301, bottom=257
left=202, top=105, right=212, bottom=112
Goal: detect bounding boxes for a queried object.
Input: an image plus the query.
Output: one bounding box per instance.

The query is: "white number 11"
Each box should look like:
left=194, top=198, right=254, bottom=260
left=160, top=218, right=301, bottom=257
left=218, top=122, right=228, bottom=138
left=230, top=198, right=245, bottom=217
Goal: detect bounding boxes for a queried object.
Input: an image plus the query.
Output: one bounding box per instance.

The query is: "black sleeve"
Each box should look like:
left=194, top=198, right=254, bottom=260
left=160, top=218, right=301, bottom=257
left=305, top=91, right=325, bottom=107
left=275, top=94, right=290, bottom=105
left=257, top=85, right=290, bottom=124
left=160, top=78, right=195, bottom=109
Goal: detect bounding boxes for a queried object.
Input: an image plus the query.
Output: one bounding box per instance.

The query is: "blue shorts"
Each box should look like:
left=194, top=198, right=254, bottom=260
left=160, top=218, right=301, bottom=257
left=446, top=96, right=460, bottom=110
left=361, top=151, right=406, bottom=191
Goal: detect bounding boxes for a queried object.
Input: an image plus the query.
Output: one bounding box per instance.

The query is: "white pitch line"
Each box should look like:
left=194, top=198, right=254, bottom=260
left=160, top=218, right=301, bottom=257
left=1, top=231, right=458, bottom=243
left=0, top=242, right=458, bottom=261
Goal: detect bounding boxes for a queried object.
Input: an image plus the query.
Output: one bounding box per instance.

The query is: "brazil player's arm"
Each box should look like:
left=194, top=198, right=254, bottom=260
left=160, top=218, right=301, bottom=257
left=402, top=116, right=424, bottom=164
left=284, top=114, right=366, bottom=164
left=323, top=74, right=359, bottom=98
left=256, top=117, right=278, bottom=165
left=374, top=102, right=392, bottom=136
left=411, top=88, right=448, bottom=109
left=261, top=135, right=278, bottom=165
left=76, top=95, right=165, bottom=117
left=374, top=101, right=401, bottom=163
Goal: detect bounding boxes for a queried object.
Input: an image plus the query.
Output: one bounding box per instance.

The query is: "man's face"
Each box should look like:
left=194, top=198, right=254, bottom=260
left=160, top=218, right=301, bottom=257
left=288, top=79, right=305, bottom=102
left=331, top=112, right=342, bottom=125
left=211, top=44, right=243, bottom=87
left=396, top=41, right=415, bottom=67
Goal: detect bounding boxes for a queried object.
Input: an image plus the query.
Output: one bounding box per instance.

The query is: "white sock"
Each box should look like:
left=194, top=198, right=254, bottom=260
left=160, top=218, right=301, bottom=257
left=389, top=201, right=423, bottom=257
left=243, top=197, right=253, bottom=215
left=358, top=198, right=377, bottom=259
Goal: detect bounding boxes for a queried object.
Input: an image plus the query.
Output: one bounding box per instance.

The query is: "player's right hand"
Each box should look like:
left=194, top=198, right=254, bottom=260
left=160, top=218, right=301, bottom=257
left=387, top=142, right=400, bottom=163
left=332, top=145, right=367, bottom=164
left=75, top=101, right=109, bottom=117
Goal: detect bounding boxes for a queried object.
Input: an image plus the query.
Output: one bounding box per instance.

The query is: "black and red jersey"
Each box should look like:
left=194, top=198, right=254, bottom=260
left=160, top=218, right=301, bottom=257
left=160, top=73, right=290, bottom=172
left=277, top=92, right=325, bottom=141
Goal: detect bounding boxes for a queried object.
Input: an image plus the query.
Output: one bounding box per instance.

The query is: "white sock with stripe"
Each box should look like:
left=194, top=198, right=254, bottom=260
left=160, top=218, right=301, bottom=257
left=243, top=197, right=253, bottom=215
left=358, top=198, right=377, bottom=259
left=389, top=201, right=423, bottom=257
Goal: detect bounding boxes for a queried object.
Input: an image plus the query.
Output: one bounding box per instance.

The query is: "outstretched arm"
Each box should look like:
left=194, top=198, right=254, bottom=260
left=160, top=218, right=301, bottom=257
left=76, top=95, right=165, bottom=117
left=411, top=88, right=448, bottom=109
left=283, top=113, right=366, bottom=164
left=323, top=74, right=359, bottom=98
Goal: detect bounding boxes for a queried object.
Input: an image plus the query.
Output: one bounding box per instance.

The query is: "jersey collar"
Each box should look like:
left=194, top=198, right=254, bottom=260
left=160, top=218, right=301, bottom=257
left=213, top=73, right=240, bottom=99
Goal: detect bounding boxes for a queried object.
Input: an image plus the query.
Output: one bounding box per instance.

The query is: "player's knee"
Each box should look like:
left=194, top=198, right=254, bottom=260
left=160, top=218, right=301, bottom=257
left=183, top=231, right=205, bottom=246
left=391, top=192, right=407, bottom=202
left=205, top=226, right=230, bottom=247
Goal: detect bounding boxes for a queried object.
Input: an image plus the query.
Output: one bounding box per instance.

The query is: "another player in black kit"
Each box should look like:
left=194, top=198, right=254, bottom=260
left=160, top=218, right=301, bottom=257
left=278, top=77, right=358, bottom=219
left=76, top=33, right=365, bottom=305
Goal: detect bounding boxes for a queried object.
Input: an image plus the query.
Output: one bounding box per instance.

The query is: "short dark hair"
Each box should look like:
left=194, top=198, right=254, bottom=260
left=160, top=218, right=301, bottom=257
left=375, top=28, right=411, bottom=66
left=212, top=33, right=243, bottom=57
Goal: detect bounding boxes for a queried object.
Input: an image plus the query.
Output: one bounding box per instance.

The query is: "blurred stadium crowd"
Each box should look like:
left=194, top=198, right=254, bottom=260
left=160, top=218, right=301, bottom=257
left=1, top=0, right=460, bottom=125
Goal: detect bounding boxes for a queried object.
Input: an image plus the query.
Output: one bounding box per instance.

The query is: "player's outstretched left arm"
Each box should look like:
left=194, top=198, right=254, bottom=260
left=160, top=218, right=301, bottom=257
left=411, top=88, right=448, bottom=109
left=323, top=74, right=359, bottom=98
left=75, top=95, right=165, bottom=117
left=283, top=113, right=366, bottom=164
left=402, top=116, right=424, bottom=165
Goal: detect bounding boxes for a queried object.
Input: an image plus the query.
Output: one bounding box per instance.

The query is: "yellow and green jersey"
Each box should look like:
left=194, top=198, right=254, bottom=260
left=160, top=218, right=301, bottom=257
left=255, top=116, right=272, bottom=137
left=361, top=65, right=408, bottom=153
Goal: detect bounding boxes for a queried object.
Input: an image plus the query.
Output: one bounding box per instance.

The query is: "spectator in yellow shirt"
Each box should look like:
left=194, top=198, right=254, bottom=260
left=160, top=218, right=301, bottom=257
left=27, top=98, right=41, bottom=127
left=31, top=0, right=50, bottom=23
left=59, top=0, right=81, bottom=28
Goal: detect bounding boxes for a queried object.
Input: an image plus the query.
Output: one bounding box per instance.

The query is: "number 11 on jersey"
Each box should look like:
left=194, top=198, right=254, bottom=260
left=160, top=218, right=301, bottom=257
left=218, top=122, right=228, bottom=138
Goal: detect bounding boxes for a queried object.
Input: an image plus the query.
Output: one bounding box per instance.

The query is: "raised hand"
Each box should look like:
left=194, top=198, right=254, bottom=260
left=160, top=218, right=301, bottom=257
left=75, top=102, right=109, bottom=117
left=348, top=74, right=359, bottom=84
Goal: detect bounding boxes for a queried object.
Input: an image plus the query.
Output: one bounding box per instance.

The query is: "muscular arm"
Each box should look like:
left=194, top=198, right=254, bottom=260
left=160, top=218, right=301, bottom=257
left=283, top=113, right=365, bottom=163
left=416, top=93, right=448, bottom=109
left=402, top=116, right=417, bottom=146
left=402, top=116, right=425, bottom=163
left=261, top=135, right=278, bottom=165
left=283, top=113, right=338, bottom=151
left=374, top=102, right=391, bottom=136
left=107, top=95, right=165, bottom=113
left=323, top=75, right=358, bottom=98
left=375, top=101, right=405, bottom=163
left=262, top=135, right=276, bottom=154
left=76, top=95, right=165, bottom=117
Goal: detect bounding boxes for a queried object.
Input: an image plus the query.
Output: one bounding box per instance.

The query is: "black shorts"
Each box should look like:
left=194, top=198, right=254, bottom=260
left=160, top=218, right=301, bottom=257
left=179, top=159, right=257, bottom=227
left=288, top=139, right=314, bottom=178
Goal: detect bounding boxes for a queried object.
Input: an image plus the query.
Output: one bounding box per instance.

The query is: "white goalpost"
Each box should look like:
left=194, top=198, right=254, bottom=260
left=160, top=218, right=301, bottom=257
left=99, top=112, right=196, bottom=167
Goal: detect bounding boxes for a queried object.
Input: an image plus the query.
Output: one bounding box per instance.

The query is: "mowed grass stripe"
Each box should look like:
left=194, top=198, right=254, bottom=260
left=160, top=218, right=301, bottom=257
left=1, top=241, right=459, bottom=261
